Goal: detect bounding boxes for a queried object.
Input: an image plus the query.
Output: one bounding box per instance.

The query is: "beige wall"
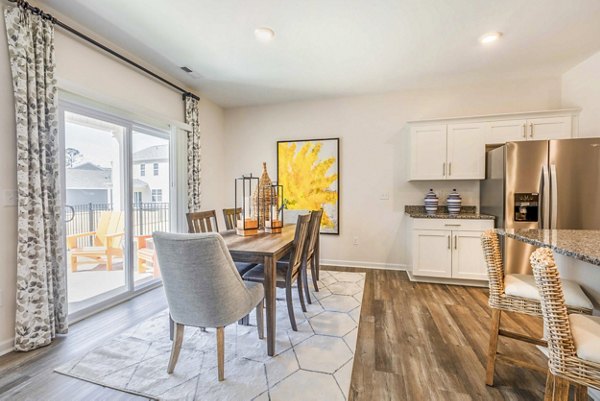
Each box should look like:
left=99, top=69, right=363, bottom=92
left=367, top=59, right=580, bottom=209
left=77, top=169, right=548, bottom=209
left=224, top=78, right=562, bottom=269
left=0, top=9, right=225, bottom=353
left=562, top=50, right=600, bottom=138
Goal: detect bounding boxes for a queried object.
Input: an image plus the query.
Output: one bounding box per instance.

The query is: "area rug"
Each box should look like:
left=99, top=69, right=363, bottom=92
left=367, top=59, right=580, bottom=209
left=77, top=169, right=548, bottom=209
left=55, top=270, right=365, bottom=401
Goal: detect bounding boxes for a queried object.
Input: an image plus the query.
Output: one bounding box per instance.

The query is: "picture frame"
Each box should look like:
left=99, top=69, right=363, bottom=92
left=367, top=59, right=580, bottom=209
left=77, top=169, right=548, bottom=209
left=277, top=138, right=340, bottom=235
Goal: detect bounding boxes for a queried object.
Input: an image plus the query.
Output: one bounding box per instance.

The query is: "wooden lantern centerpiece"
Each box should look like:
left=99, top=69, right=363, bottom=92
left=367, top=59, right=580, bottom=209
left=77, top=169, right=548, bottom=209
left=264, top=183, right=284, bottom=233
left=235, top=174, right=259, bottom=236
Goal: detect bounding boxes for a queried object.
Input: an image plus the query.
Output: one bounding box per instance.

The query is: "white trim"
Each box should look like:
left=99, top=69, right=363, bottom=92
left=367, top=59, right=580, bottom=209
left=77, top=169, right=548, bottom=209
left=406, top=270, right=488, bottom=288
left=407, top=108, right=581, bottom=125
left=320, top=259, right=406, bottom=270
left=0, top=337, right=14, bottom=356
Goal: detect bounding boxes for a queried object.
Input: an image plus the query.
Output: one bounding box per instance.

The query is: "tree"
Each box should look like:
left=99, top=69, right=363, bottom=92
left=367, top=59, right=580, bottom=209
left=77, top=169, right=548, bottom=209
left=65, top=148, right=82, bottom=168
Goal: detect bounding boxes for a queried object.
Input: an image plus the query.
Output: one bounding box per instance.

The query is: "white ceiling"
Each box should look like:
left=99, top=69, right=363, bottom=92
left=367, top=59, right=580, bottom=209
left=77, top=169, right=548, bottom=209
left=41, top=0, right=600, bottom=108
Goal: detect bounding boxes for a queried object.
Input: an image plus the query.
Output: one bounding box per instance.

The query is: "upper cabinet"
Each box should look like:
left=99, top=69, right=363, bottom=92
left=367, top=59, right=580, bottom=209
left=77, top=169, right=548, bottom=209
left=410, top=125, right=447, bottom=180
left=527, top=116, right=572, bottom=141
left=408, top=109, right=579, bottom=181
left=446, top=123, right=485, bottom=180
left=410, top=122, right=485, bottom=180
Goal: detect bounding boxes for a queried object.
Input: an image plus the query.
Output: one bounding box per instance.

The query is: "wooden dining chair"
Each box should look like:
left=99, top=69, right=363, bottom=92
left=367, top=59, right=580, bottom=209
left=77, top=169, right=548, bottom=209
left=222, top=208, right=241, bottom=230
left=187, top=209, right=255, bottom=277
left=243, top=214, right=311, bottom=331
left=530, top=248, right=600, bottom=401
left=187, top=210, right=219, bottom=233
left=301, top=209, right=323, bottom=304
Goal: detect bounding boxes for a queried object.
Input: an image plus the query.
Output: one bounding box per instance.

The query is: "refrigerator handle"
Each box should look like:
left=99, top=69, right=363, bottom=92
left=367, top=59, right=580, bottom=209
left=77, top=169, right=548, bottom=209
left=540, top=165, right=550, bottom=229
left=550, top=164, right=558, bottom=229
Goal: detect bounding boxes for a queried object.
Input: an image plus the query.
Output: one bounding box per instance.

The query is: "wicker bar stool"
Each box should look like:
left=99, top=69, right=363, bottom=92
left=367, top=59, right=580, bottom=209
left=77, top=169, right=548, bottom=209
left=530, top=248, right=600, bottom=401
left=480, top=231, right=593, bottom=386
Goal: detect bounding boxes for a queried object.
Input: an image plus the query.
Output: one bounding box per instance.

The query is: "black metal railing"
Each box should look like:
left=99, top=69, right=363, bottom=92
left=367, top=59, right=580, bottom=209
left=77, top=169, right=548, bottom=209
left=65, top=202, right=170, bottom=246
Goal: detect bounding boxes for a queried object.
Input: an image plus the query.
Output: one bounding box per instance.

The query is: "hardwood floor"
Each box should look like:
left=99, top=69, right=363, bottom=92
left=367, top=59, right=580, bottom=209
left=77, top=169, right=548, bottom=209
left=0, top=269, right=553, bottom=401
left=350, top=270, right=550, bottom=401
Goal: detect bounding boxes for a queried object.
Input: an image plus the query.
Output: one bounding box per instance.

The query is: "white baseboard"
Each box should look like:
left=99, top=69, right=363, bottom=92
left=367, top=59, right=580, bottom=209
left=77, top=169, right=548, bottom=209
left=0, top=337, right=14, bottom=356
left=320, top=259, right=406, bottom=271
left=406, top=270, right=488, bottom=288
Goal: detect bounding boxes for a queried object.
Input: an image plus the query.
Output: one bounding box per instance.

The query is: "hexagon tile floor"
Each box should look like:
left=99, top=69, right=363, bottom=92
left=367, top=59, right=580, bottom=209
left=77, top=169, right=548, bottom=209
left=55, top=270, right=366, bottom=401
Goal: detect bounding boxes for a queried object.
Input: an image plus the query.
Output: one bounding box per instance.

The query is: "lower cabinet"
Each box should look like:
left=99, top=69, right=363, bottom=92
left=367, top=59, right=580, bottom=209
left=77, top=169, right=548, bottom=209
left=410, top=218, right=494, bottom=282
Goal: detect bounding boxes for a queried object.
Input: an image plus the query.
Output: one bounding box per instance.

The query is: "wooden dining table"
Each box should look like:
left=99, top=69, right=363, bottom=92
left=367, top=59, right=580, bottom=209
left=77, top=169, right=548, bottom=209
left=221, top=224, right=297, bottom=356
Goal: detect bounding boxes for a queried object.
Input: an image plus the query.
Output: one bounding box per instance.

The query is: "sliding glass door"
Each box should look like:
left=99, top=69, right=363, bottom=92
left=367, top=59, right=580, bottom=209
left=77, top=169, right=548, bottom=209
left=60, top=101, right=172, bottom=316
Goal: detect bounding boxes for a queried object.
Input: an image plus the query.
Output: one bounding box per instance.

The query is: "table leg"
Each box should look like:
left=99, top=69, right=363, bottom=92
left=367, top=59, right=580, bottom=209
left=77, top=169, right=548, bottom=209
left=264, top=255, right=276, bottom=356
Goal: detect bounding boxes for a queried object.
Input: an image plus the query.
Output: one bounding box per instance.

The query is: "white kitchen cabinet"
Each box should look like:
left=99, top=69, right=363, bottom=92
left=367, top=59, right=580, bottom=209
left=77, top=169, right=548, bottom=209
left=409, top=218, right=493, bottom=283
left=528, top=116, right=571, bottom=140
left=409, top=125, right=447, bottom=180
left=485, top=116, right=572, bottom=144
left=410, top=123, right=484, bottom=180
left=447, top=123, right=485, bottom=179
left=412, top=229, right=452, bottom=278
left=486, top=119, right=528, bottom=144
left=452, top=231, right=489, bottom=280
left=408, top=111, right=578, bottom=180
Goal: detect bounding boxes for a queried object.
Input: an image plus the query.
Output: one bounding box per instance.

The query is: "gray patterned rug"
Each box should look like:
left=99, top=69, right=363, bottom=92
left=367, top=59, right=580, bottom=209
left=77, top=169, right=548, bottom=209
left=55, top=271, right=365, bottom=401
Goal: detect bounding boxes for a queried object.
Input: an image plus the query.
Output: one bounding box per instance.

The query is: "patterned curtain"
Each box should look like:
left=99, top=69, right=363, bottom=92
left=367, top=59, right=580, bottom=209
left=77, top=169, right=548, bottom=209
left=5, top=6, right=68, bottom=351
left=185, top=96, right=201, bottom=212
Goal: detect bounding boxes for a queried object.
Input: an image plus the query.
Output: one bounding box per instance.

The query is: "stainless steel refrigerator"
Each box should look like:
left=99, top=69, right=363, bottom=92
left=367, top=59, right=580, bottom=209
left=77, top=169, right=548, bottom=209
left=480, top=138, right=600, bottom=274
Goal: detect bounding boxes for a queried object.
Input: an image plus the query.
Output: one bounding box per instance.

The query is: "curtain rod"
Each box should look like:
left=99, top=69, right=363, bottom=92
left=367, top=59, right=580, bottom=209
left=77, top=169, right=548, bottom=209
left=8, top=0, right=200, bottom=101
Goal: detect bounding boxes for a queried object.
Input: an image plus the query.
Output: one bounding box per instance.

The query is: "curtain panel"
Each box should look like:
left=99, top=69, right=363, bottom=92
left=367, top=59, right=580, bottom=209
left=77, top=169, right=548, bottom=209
left=185, top=96, right=201, bottom=212
left=5, top=6, right=68, bottom=351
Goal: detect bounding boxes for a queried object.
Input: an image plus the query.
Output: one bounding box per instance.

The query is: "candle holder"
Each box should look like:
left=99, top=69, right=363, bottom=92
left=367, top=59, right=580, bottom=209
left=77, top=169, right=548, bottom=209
left=264, top=183, right=284, bottom=233
left=235, top=174, right=260, bottom=236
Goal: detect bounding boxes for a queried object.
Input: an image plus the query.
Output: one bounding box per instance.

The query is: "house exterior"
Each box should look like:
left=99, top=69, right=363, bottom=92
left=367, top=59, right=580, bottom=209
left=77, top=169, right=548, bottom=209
left=132, top=144, right=169, bottom=203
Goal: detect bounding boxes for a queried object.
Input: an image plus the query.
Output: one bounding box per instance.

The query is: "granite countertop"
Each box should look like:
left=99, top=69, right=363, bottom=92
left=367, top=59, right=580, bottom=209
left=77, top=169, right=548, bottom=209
left=405, top=205, right=496, bottom=220
left=498, top=229, right=600, bottom=267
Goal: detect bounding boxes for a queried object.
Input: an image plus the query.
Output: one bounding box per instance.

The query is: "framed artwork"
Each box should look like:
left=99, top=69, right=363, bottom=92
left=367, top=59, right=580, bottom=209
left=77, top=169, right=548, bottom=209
left=277, top=138, right=340, bottom=235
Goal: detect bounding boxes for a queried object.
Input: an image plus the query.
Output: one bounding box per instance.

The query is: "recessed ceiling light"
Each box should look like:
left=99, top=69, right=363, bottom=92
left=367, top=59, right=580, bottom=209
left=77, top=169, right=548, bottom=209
left=255, top=27, right=275, bottom=42
left=479, top=31, right=502, bottom=44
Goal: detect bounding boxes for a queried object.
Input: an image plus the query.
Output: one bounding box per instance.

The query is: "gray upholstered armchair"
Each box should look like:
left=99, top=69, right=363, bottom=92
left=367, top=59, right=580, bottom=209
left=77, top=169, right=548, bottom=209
left=153, top=231, right=265, bottom=381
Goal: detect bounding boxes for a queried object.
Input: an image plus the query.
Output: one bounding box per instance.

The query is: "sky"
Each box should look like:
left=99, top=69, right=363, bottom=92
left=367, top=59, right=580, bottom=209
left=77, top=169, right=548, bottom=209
left=65, top=115, right=168, bottom=168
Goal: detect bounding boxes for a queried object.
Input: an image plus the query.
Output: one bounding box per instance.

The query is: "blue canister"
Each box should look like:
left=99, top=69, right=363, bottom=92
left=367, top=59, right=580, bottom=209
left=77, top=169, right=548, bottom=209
left=446, top=189, right=462, bottom=215
left=424, top=189, right=439, bottom=215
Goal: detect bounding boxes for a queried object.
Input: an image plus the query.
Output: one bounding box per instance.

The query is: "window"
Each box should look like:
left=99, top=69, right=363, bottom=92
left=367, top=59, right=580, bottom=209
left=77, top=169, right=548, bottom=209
left=60, top=99, right=173, bottom=319
left=153, top=163, right=159, bottom=176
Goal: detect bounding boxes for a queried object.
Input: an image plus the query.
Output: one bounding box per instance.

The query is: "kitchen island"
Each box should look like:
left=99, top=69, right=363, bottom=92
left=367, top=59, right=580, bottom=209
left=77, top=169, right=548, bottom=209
left=497, top=229, right=600, bottom=309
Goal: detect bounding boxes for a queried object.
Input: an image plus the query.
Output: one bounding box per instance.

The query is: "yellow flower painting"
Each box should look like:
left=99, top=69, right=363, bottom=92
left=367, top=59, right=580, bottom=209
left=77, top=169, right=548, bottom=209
left=277, top=138, right=339, bottom=234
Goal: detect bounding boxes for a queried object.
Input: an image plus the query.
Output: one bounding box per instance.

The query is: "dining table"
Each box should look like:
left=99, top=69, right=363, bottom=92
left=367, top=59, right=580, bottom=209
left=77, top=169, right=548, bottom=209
left=221, top=224, right=296, bottom=356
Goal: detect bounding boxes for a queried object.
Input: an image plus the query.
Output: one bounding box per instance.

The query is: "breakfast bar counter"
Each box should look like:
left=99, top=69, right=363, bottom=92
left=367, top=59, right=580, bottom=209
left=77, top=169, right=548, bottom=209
left=498, top=229, right=600, bottom=267
left=497, top=229, right=600, bottom=310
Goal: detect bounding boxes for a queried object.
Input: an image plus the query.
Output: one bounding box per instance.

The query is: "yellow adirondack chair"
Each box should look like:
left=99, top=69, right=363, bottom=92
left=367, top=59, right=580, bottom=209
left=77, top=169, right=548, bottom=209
left=67, top=211, right=124, bottom=272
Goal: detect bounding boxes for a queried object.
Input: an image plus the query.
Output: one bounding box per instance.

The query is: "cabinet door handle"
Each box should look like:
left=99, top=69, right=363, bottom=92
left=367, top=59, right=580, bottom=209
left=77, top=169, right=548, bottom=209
left=447, top=235, right=451, bottom=249
left=442, top=162, right=446, bottom=177
left=523, top=123, right=527, bottom=138
left=530, top=122, right=534, bottom=138
left=448, top=162, right=452, bottom=176
left=454, top=235, right=457, bottom=249
left=444, top=223, right=461, bottom=227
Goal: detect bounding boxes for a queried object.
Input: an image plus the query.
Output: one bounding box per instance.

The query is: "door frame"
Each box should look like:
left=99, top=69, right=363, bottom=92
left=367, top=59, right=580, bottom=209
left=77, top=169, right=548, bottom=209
left=58, top=99, right=177, bottom=321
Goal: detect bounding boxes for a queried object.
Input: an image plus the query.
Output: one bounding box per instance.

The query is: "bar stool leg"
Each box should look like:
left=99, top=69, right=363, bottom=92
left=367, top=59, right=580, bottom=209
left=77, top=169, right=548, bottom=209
left=544, top=372, right=555, bottom=401
left=485, top=308, right=501, bottom=386
left=553, top=377, right=570, bottom=401
left=574, top=384, right=588, bottom=401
